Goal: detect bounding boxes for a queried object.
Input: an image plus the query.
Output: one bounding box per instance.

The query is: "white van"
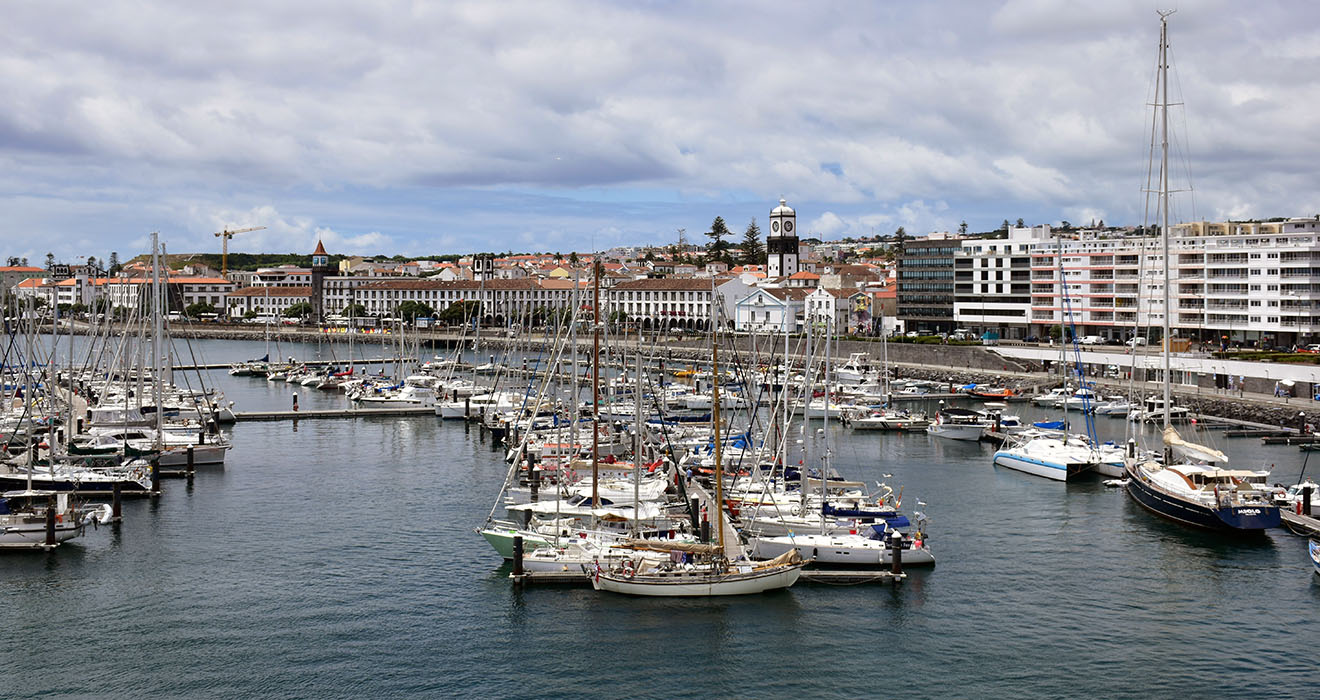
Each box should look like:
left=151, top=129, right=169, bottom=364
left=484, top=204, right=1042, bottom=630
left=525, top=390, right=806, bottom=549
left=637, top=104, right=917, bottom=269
left=1080, top=335, right=1105, bottom=345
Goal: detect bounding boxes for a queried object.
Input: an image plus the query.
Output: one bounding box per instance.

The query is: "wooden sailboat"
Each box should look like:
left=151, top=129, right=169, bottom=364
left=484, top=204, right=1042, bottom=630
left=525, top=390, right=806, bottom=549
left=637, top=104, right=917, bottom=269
left=591, top=301, right=804, bottom=596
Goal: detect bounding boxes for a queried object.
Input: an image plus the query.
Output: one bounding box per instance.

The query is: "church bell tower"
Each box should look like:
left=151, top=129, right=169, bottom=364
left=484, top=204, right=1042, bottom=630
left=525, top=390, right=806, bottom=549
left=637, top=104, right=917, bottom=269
left=310, top=240, right=329, bottom=324
left=767, top=198, right=799, bottom=278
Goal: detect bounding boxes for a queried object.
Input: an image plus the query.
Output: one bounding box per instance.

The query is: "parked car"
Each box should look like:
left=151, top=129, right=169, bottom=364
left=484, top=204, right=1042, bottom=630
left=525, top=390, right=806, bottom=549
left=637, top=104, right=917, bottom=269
left=1080, top=335, right=1105, bottom=345
left=1126, top=337, right=1148, bottom=347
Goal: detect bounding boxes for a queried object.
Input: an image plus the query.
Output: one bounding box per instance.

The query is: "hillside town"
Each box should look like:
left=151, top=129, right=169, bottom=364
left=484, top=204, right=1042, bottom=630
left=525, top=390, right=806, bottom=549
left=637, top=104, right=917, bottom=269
left=6, top=198, right=1320, bottom=349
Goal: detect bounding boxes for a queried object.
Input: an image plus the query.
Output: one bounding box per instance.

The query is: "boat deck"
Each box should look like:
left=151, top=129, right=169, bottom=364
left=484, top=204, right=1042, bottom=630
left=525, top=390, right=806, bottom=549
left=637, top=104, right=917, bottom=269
left=234, top=407, right=436, bottom=422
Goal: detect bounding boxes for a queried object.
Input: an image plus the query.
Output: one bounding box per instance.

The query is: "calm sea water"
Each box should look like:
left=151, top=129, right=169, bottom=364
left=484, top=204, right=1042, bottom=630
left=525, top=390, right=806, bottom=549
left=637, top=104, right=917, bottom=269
left=4, top=337, right=1318, bottom=699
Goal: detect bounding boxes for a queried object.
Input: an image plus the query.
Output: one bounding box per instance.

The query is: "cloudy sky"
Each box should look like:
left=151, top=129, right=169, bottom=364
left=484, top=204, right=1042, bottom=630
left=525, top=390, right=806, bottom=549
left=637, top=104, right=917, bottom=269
left=2, top=0, right=1317, bottom=263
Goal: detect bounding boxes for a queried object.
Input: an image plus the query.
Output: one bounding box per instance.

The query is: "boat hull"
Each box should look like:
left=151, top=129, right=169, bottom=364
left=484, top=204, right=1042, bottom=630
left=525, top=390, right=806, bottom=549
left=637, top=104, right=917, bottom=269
left=992, top=449, right=1090, bottom=482
left=479, top=527, right=552, bottom=559
left=926, top=424, right=986, bottom=441
left=750, top=535, right=934, bottom=567
left=591, top=563, right=803, bottom=596
left=0, top=474, right=153, bottom=497
left=0, top=520, right=84, bottom=549
left=1125, top=465, right=1281, bottom=533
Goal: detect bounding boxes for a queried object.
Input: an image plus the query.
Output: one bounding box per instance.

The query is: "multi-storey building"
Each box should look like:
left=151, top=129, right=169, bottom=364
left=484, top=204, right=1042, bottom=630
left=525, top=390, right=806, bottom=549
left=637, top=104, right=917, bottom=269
left=954, top=226, right=1047, bottom=340
left=978, top=217, right=1320, bottom=346
left=897, top=235, right=962, bottom=334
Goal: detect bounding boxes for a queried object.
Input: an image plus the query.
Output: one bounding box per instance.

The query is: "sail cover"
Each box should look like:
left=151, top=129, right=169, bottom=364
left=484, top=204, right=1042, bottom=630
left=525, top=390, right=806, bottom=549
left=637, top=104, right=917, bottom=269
left=1162, top=426, right=1228, bottom=464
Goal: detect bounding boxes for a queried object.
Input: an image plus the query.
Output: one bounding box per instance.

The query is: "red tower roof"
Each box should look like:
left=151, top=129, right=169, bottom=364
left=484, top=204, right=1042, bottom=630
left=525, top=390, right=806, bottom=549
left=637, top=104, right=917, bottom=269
left=313, top=240, right=328, bottom=256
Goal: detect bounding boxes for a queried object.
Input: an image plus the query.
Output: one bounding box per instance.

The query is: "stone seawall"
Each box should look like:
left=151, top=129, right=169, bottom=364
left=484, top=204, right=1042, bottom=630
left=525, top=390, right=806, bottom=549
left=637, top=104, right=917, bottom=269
left=67, top=323, right=1308, bottom=428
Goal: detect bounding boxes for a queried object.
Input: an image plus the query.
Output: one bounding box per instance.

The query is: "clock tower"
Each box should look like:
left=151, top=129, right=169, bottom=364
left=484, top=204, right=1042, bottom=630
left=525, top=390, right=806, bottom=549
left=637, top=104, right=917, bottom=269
left=767, top=198, right=799, bottom=278
left=310, top=240, right=330, bottom=325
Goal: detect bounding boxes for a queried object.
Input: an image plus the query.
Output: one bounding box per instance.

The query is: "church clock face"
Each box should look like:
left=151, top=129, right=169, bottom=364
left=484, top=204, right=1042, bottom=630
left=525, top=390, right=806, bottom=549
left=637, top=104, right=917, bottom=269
left=771, top=220, right=780, bottom=233
left=784, top=221, right=793, bottom=233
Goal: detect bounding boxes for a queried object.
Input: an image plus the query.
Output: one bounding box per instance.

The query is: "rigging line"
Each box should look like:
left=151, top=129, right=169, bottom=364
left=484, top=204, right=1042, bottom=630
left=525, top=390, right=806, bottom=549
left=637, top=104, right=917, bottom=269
left=1167, top=41, right=1199, bottom=223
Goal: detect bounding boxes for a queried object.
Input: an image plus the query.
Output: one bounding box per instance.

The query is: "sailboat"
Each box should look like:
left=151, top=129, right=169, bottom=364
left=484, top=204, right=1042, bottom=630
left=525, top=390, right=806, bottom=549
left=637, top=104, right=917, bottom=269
left=592, top=301, right=804, bottom=596
left=1123, top=12, right=1280, bottom=534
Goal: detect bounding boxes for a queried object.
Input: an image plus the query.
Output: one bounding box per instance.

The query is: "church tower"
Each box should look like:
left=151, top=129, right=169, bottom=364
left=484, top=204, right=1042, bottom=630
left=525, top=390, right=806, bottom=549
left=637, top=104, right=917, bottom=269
left=310, top=240, right=329, bottom=324
left=767, top=198, right=799, bottom=278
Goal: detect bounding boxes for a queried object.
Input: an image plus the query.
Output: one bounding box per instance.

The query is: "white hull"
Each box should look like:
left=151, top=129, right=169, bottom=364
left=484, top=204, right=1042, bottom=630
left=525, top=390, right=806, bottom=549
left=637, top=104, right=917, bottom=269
left=591, top=564, right=802, bottom=596
left=992, top=450, right=1075, bottom=481
left=750, top=534, right=935, bottom=566
left=0, top=521, right=84, bottom=549
left=926, top=423, right=986, bottom=441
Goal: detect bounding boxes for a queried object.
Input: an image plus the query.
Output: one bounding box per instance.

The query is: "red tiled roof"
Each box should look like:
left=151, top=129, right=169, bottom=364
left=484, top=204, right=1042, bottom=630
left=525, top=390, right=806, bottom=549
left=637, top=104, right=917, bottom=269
left=612, top=278, right=714, bottom=291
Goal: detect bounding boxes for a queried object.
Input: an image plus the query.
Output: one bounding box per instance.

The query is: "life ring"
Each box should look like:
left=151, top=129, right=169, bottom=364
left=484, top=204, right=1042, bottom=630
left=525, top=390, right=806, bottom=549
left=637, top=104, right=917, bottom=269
left=623, top=561, right=635, bottom=579
left=790, top=504, right=801, bottom=517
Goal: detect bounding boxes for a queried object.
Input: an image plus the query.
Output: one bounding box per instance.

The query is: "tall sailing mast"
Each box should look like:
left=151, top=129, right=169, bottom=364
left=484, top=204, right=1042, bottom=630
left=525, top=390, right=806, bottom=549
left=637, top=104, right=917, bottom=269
left=591, top=260, right=601, bottom=509
left=1159, top=9, right=1175, bottom=430
left=710, top=308, right=726, bottom=558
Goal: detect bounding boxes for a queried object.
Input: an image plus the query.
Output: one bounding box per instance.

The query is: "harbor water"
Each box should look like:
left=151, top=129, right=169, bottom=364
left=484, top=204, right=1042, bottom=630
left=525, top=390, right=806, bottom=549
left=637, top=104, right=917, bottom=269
left=4, top=338, right=1319, bottom=698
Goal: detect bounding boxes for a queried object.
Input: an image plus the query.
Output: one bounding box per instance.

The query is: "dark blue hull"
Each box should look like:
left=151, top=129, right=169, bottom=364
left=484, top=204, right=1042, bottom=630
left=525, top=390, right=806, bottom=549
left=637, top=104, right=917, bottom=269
left=0, top=474, right=152, bottom=498
left=1125, top=465, right=1280, bottom=533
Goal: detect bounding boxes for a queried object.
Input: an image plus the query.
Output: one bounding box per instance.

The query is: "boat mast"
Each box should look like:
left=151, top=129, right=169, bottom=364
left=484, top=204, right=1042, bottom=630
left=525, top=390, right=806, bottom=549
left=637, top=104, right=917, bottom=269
left=711, top=309, right=725, bottom=557
left=819, top=316, right=831, bottom=536
left=570, top=269, right=579, bottom=488
left=591, top=260, right=601, bottom=509
left=633, top=348, right=642, bottom=538
left=800, top=313, right=812, bottom=512
left=152, top=232, right=164, bottom=450
left=1059, top=230, right=1068, bottom=427
left=1159, top=10, right=1175, bottom=430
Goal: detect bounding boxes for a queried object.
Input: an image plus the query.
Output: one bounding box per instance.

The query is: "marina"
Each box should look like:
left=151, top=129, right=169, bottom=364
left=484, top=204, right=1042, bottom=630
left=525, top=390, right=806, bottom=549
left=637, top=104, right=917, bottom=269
left=7, top=3, right=1320, bottom=697
left=5, top=328, right=1320, bottom=696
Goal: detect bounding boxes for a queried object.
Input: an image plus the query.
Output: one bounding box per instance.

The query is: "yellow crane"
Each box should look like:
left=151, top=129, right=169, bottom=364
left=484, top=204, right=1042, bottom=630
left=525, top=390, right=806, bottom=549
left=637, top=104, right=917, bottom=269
left=213, top=226, right=266, bottom=276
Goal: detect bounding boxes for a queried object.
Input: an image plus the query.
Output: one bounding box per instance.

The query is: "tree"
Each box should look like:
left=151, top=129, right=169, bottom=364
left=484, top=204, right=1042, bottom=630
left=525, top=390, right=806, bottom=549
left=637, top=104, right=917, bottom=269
left=958, top=221, right=968, bottom=236
left=705, top=216, right=733, bottom=263
left=283, top=302, right=314, bottom=318
left=185, top=302, right=217, bottom=318
left=1060, top=220, right=1072, bottom=231
left=5, top=256, right=18, bottom=266
left=44, top=252, right=55, bottom=270
left=342, top=302, right=367, bottom=318
left=568, top=251, right=579, bottom=268
left=85, top=256, right=98, bottom=272
left=396, top=300, right=435, bottom=323
left=438, top=300, right=480, bottom=324
left=893, top=226, right=907, bottom=244
left=739, top=218, right=764, bottom=266
left=1016, top=218, right=1025, bottom=228
left=108, top=251, right=120, bottom=274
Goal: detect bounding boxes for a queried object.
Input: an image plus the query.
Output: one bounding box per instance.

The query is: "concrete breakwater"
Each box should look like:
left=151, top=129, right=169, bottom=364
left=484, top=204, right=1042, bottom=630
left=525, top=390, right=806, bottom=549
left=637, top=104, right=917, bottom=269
left=71, top=322, right=1310, bottom=428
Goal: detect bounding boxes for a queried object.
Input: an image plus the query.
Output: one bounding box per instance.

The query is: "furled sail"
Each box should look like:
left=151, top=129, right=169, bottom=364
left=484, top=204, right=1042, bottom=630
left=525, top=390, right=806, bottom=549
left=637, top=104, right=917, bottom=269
left=1162, top=427, right=1228, bottom=464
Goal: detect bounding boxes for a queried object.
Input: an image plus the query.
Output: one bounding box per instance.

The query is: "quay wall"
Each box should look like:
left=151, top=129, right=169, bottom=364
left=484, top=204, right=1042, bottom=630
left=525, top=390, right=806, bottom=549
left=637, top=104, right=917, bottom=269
left=70, top=323, right=1312, bottom=428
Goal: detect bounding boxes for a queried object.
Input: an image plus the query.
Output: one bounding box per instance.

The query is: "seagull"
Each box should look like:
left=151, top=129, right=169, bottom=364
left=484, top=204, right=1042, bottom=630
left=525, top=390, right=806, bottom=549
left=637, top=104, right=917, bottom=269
left=882, top=473, right=893, bottom=478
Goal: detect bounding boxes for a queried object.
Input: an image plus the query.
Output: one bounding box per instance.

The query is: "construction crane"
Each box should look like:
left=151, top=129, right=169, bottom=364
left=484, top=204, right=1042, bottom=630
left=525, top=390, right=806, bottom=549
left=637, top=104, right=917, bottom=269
left=213, top=226, right=265, bottom=276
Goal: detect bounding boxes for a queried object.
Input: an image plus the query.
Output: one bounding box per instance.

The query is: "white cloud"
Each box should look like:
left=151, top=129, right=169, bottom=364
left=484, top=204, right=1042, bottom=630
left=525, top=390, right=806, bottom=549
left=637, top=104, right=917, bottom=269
left=0, top=1, right=1317, bottom=256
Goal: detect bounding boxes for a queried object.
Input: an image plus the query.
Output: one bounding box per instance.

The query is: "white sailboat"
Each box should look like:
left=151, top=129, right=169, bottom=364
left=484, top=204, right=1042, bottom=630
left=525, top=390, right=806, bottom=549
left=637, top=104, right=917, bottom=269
left=592, top=300, right=803, bottom=596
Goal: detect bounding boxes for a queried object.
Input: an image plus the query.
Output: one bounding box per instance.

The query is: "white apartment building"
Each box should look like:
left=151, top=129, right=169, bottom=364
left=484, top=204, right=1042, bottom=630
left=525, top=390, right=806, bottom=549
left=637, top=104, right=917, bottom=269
left=1006, top=217, right=1320, bottom=346
left=954, top=226, right=1046, bottom=340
